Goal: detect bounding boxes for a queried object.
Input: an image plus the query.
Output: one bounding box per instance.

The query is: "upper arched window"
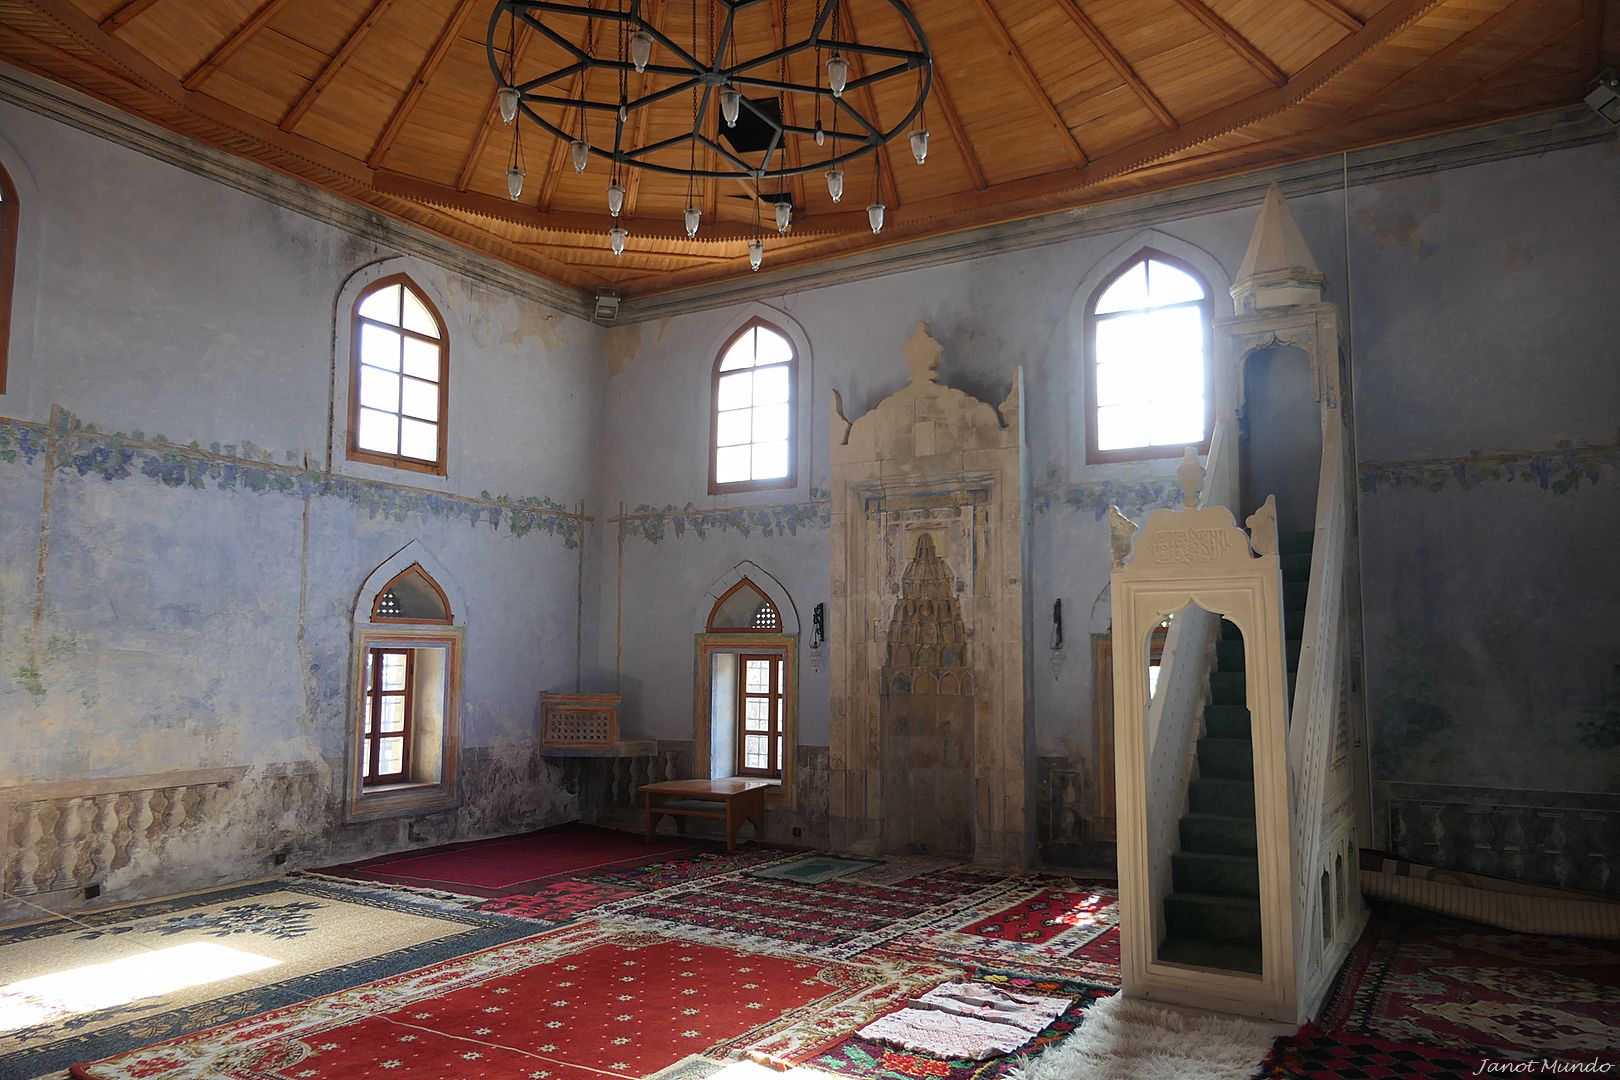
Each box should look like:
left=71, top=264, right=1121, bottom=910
left=707, top=579, right=782, bottom=633
left=1085, top=251, right=1212, bottom=463
left=350, top=275, right=448, bottom=475
left=710, top=319, right=795, bottom=494
left=0, top=163, right=18, bottom=394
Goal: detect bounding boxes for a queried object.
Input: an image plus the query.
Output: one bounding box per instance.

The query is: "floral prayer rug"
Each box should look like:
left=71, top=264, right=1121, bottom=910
left=1319, top=904, right=1620, bottom=1062
left=1258, top=1024, right=1492, bottom=1079
left=874, top=882, right=1121, bottom=983
left=0, top=877, right=538, bottom=1080
left=69, top=922, right=957, bottom=1079
left=747, top=854, right=883, bottom=885
left=314, top=822, right=704, bottom=898
left=800, top=974, right=1114, bottom=1080
left=478, top=879, right=640, bottom=921
left=590, top=866, right=1022, bottom=961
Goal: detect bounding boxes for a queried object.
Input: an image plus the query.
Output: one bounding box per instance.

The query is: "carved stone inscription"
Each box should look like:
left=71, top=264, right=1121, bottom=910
left=1148, top=528, right=1237, bottom=565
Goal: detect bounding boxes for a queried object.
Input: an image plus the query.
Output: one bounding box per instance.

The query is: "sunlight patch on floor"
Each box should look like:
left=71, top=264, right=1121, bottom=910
left=0, top=941, right=281, bottom=1034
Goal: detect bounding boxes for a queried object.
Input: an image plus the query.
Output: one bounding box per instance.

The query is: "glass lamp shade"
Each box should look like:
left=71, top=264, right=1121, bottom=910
left=506, top=167, right=525, bottom=200
left=684, top=205, right=701, bottom=239
left=814, top=125, right=825, bottom=146
left=720, top=87, right=741, bottom=127
left=774, top=201, right=792, bottom=233
left=867, top=202, right=886, bottom=234
left=910, top=128, right=929, bottom=165
left=570, top=140, right=590, bottom=173
left=609, top=226, right=628, bottom=256
left=497, top=86, right=520, bottom=124
left=827, top=54, right=849, bottom=97
left=606, top=182, right=625, bottom=216
left=825, top=167, right=844, bottom=203
left=747, top=239, right=764, bottom=271
left=630, top=30, right=653, bottom=72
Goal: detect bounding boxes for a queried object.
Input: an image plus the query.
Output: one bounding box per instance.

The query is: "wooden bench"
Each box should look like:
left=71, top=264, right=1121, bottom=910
left=640, top=778, right=771, bottom=851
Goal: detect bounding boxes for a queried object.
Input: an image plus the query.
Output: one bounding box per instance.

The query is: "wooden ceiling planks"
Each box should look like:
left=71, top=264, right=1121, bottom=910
left=0, top=0, right=1599, bottom=298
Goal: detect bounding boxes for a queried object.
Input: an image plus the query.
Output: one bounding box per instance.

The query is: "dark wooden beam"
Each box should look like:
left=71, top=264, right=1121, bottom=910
left=1171, top=0, right=1287, bottom=86
left=280, top=0, right=400, bottom=131
left=967, top=0, right=1088, bottom=164
left=181, top=0, right=293, bottom=91
left=1299, top=0, right=1365, bottom=31
left=97, top=0, right=163, bottom=34
left=367, top=0, right=483, bottom=168
left=1053, top=0, right=1176, bottom=129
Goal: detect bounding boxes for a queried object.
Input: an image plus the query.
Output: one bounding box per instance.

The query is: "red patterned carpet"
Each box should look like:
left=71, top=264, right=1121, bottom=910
left=314, top=822, right=703, bottom=897
left=70, top=923, right=955, bottom=1079
left=1259, top=1024, right=1487, bottom=1079
left=1318, top=904, right=1620, bottom=1063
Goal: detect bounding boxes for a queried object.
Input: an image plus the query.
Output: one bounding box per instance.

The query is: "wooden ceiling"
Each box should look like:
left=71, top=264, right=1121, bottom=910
left=1, top=0, right=1614, bottom=299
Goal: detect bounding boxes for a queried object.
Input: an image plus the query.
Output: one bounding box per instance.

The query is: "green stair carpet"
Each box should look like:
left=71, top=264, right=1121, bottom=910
left=1157, top=529, right=1312, bottom=976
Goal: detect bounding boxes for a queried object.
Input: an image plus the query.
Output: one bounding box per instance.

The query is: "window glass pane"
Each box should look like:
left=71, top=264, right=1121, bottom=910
left=1094, top=362, right=1141, bottom=408
left=380, top=696, right=406, bottom=732
left=1148, top=260, right=1205, bottom=305
left=744, top=702, right=769, bottom=731
left=357, top=285, right=400, bottom=325
left=365, top=651, right=374, bottom=690
left=751, top=441, right=789, bottom=481
left=776, top=735, right=784, bottom=770
left=401, top=377, right=439, bottom=421
left=1149, top=396, right=1206, bottom=446
left=378, top=737, right=404, bottom=775
left=363, top=705, right=373, bottom=734
left=400, top=418, right=438, bottom=461
left=1095, top=262, right=1149, bottom=314
left=1096, top=403, right=1150, bottom=452
left=1094, top=312, right=1147, bottom=365
left=401, top=289, right=440, bottom=338
left=715, top=445, right=749, bottom=484
left=716, top=372, right=752, bottom=411
left=744, top=735, right=768, bottom=769
left=402, top=337, right=440, bottom=381
left=754, top=329, right=792, bottom=368
left=357, top=408, right=399, bottom=454
left=360, top=324, right=402, bottom=371
left=716, top=409, right=751, bottom=447
left=363, top=738, right=374, bottom=776
left=745, top=660, right=771, bottom=692
left=752, top=366, right=790, bottom=405
left=381, top=653, right=407, bottom=690
left=1146, top=306, right=1204, bottom=374
left=719, top=329, right=756, bottom=371
left=752, top=404, right=789, bottom=444
left=359, top=367, right=399, bottom=413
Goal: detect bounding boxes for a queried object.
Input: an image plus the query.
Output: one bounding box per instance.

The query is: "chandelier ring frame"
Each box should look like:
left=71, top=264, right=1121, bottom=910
left=485, top=0, right=933, bottom=183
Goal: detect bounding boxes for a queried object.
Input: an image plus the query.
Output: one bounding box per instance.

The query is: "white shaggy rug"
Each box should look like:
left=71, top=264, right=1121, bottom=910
left=1008, top=992, right=1279, bottom=1080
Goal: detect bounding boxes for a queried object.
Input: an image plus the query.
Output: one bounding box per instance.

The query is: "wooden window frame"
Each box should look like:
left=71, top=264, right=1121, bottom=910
left=363, top=646, right=415, bottom=786
left=0, top=163, right=17, bottom=395
left=1084, top=249, right=1214, bottom=466
left=705, top=578, right=782, bottom=634
left=735, top=653, right=785, bottom=779
left=348, top=274, right=449, bottom=476
left=369, top=564, right=454, bottom=624
left=708, top=317, right=798, bottom=496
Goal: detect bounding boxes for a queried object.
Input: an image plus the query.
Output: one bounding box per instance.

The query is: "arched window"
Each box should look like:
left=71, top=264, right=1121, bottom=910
left=710, top=318, right=795, bottom=494
left=707, top=578, right=782, bottom=633
left=0, top=163, right=18, bottom=394
left=349, top=275, right=448, bottom=475
left=1085, top=251, right=1212, bottom=463
left=356, top=560, right=457, bottom=790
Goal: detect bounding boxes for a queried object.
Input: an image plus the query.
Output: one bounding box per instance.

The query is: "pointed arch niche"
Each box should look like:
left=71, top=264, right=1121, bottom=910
left=693, top=563, right=799, bottom=807
left=346, top=542, right=466, bottom=822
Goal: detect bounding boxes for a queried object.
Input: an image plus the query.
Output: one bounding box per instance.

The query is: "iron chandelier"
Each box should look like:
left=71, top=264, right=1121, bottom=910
left=485, top=0, right=933, bottom=270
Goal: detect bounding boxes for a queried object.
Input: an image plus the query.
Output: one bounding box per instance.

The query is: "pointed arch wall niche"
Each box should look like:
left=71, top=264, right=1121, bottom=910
left=346, top=543, right=466, bottom=822
left=693, top=563, right=799, bottom=803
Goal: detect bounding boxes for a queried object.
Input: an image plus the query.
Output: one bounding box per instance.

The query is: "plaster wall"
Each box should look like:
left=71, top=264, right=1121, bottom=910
left=595, top=136, right=1620, bottom=875
left=0, top=101, right=606, bottom=917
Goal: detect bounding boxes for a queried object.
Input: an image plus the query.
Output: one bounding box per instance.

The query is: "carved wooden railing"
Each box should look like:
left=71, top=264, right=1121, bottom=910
left=1286, top=409, right=1363, bottom=1010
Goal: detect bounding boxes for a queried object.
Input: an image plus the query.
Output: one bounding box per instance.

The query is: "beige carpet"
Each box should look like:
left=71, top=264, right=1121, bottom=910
left=1008, top=992, right=1278, bottom=1080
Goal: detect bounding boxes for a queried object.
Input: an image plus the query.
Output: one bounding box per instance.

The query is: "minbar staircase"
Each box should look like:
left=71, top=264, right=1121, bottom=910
left=1160, top=530, right=1313, bottom=975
